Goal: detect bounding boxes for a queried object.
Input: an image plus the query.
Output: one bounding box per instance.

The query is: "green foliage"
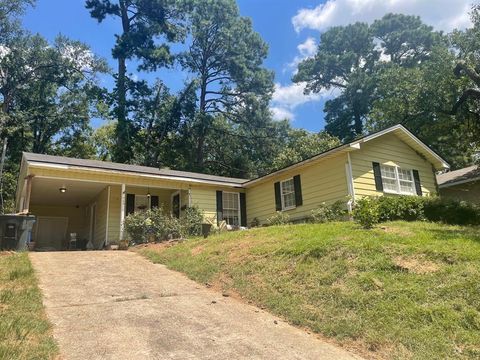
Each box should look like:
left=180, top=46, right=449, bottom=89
left=423, top=198, right=480, bottom=226
left=269, top=129, right=340, bottom=171
left=266, top=211, right=290, bottom=226
left=140, top=221, right=480, bottom=359
left=310, top=200, right=347, bottom=223
left=124, top=206, right=205, bottom=243
left=353, top=197, right=380, bottom=229
left=353, top=196, right=480, bottom=228
left=294, top=21, right=376, bottom=140
left=179, top=0, right=274, bottom=170
left=0, top=253, right=58, bottom=359
left=376, top=195, right=427, bottom=222
left=182, top=206, right=204, bottom=237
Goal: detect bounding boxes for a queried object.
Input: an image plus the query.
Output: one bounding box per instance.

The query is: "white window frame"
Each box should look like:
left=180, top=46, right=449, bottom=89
left=280, top=178, right=296, bottom=211
left=381, top=165, right=416, bottom=196
left=222, top=191, right=241, bottom=226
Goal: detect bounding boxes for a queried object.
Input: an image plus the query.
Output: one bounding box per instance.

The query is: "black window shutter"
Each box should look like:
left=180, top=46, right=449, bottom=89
left=150, top=195, right=159, bottom=209
left=412, top=170, right=422, bottom=196
left=293, top=175, right=303, bottom=206
left=216, top=191, right=223, bottom=225
left=274, top=182, right=282, bottom=211
left=126, top=194, right=135, bottom=215
left=239, top=193, right=247, bottom=227
left=372, top=162, right=383, bottom=192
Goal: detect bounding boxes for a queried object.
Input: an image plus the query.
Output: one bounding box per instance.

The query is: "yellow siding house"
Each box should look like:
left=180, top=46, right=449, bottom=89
left=15, top=124, right=449, bottom=250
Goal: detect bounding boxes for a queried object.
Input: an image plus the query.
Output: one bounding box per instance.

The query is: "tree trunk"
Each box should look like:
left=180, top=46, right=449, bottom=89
left=195, top=75, right=208, bottom=171
left=114, top=0, right=131, bottom=163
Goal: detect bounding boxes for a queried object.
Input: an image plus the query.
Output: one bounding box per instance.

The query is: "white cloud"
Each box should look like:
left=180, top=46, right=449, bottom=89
left=270, top=82, right=336, bottom=121
left=270, top=106, right=295, bottom=121
left=292, top=0, right=472, bottom=33
left=297, top=37, right=317, bottom=58
left=285, top=37, right=317, bottom=74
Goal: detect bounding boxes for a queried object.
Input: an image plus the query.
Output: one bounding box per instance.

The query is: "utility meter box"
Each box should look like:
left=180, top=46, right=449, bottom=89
left=0, top=215, right=36, bottom=251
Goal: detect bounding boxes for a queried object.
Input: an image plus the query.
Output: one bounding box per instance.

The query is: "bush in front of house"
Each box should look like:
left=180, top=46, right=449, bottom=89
left=124, top=206, right=205, bottom=243
left=266, top=211, right=290, bottom=226
left=182, top=206, right=204, bottom=237
left=353, top=195, right=480, bottom=228
left=352, top=197, right=380, bottom=229
left=376, top=195, right=426, bottom=222
left=423, top=198, right=480, bottom=225
left=311, top=200, right=347, bottom=223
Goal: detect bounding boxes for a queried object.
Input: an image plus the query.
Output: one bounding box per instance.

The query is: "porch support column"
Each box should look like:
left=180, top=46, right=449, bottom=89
left=120, top=184, right=126, bottom=240
left=105, top=186, right=111, bottom=245
left=23, top=175, right=34, bottom=213
left=346, top=152, right=355, bottom=215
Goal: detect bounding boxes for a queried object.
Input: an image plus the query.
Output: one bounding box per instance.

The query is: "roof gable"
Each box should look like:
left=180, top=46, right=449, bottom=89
left=244, top=124, right=449, bottom=187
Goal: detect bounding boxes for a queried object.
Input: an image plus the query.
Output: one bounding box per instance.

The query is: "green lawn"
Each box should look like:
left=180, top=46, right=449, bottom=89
left=0, top=252, right=57, bottom=359
left=140, top=221, right=480, bottom=360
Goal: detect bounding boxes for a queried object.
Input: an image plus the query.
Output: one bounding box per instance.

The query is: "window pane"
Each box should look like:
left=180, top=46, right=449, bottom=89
left=381, top=165, right=396, bottom=179
left=222, top=193, right=239, bottom=225
left=281, top=179, right=295, bottom=209
left=283, top=192, right=296, bottom=208
left=398, top=169, right=412, bottom=181
left=223, top=192, right=239, bottom=210
left=400, top=180, right=415, bottom=194
left=383, top=178, right=398, bottom=192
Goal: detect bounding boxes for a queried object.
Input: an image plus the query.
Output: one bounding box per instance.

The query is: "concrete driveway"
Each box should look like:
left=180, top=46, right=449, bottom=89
left=30, top=251, right=361, bottom=360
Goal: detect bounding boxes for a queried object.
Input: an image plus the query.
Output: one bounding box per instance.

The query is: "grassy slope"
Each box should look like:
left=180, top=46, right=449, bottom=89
left=0, top=253, right=57, bottom=359
left=141, top=221, right=480, bottom=360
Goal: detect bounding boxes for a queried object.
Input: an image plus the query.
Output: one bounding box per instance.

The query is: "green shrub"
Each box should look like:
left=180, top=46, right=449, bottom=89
left=424, top=198, right=480, bottom=225
left=353, top=197, right=380, bottom=229
left=124, top=206, right=205, bottom=243
left=182, top=206, right=204, bottom=236
left=376, top=196, right=426, bottom=222
left=124, top=211, right=152, bottom=243
left=266, top=211, right=290, bottom=226
left=311, top=200, right=347, bottom=223
left=353, top=195, right=480, bottom=228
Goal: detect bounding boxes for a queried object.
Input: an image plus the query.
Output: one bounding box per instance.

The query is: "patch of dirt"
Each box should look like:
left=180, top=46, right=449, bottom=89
left=133, top=240, right=182, bottom=252
left=227, top=241, right=255, bottom=263
left=0, top=251, right=15, bottom=257
left=191, top=245, right=204, bottom=256
left=394, top=255, right=440, bottom=274
left=380, top=226, right=413, bottom=237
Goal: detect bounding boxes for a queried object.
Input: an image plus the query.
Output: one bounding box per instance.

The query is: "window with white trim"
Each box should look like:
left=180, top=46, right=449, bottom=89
left=281, top=178, right=296, bottom=210
left=380, top=165, right=416, bottom=195
left=222, top=192, right=240, bottom=226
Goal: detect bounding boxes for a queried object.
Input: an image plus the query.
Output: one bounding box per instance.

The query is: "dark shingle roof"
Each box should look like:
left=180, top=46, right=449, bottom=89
left=437, top=165, right=480, bottom=187
left=23, top=152, right=248, bottom=185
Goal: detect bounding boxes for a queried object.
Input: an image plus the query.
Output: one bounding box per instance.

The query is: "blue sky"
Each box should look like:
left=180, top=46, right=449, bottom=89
left=23, top=0, right=472, bottom=132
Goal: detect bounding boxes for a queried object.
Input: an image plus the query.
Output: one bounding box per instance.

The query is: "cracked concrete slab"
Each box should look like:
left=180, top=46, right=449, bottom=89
left=29, top=251, right=362, bottom=360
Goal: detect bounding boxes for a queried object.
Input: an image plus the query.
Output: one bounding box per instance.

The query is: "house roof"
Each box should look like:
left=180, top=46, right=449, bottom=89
left=22, top=124, right=449, bottom=189
left=243, top=124, right=450, bottom=187
left=23, top=152, right=248, bottom=186
left=436, top=165, right=480, bottom=188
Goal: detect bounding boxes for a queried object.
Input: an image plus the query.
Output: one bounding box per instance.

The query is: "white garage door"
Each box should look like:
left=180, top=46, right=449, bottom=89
left=35, top=217, right=68, bottom=251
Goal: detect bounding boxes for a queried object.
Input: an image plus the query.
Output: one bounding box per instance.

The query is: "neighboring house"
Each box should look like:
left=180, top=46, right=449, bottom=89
left=437, top=165, right=480, bottom=204
left=15, top=124, right=449, bottom=250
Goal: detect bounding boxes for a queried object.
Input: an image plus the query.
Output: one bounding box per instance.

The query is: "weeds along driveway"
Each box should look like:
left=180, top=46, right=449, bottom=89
left=29, top=251, right=361, bottom=360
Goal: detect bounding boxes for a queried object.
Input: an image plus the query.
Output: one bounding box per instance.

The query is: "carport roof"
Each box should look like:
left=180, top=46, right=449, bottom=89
left=23, top=152, right=248, bottom=186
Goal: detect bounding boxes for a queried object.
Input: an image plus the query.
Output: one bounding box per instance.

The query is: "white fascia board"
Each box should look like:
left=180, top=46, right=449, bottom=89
left=361, top=125, right=450, bottom=170
left=26, top=161, right=244, bottom=188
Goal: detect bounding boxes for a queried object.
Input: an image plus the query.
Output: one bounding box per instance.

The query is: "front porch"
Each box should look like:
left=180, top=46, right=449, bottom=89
left=21, top=176, right=189, bottom=251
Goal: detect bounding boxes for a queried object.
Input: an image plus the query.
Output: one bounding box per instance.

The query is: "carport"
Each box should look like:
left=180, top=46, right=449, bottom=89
left=15, top=153, right=193, bottom=251
left=27, top=176, right=111, bottom=251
